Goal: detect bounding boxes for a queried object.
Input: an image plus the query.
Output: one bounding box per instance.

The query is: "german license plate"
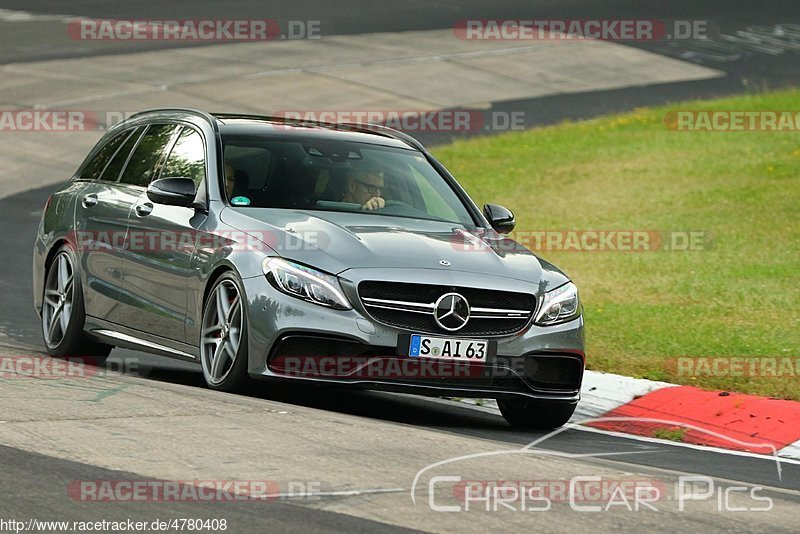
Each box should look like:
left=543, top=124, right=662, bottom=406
left=408, top=334, right=488, bottom=362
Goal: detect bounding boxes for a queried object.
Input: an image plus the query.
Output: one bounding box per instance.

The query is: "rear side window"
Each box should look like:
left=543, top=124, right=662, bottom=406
left=119, top=124, right=179, bottom=187
left=161, top=128, right=206, bottom=186
left=78, top=129, right=134, bottom=180
left=101, top=126, right=145, bottom=182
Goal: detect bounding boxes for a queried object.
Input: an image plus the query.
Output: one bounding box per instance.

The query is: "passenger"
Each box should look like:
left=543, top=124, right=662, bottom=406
left=224, top=163, right=236, bottom=198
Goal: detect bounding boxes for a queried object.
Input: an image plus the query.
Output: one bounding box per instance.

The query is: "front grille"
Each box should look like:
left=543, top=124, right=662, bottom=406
left=358, top=281, right=535, bottom=337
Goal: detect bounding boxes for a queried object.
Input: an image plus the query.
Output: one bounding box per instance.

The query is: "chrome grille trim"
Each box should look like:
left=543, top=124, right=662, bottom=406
left=361, top=297, right=531, bottom=319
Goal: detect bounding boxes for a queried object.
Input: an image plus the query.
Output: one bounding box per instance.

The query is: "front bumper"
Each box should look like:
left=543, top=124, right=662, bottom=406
left=241, top=269, right=585, bottom=402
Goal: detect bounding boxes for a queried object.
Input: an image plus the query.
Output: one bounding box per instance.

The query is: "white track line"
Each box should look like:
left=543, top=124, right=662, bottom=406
left=0, top=9, right=75, bottom=23
left=409, top=393, right=800, bottom=464
left=573, top=424, right=800, bottom=465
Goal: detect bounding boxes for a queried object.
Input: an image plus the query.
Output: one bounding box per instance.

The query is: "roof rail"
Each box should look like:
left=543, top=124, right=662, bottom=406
left=211, top=112, right=425, bottom=151
left=127, top=108, right=218, bottom=128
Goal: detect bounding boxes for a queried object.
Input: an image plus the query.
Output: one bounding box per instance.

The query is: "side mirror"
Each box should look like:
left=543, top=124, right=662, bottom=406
left=147, top=178, right=197, bottom=207
left=484, top=204, right=515, bottom=234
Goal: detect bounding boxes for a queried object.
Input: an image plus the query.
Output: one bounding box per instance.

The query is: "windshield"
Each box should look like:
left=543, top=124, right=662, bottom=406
left=221, top=134, right=476, bottom=226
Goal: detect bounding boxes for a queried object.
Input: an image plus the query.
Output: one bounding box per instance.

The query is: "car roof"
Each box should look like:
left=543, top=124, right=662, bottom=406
left=215, top=117, right=416, bottom=150
left=125, top=108, right=424, bottom=151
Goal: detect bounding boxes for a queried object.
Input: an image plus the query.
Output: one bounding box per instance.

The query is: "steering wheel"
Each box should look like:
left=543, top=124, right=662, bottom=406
left=382, top=199, right=413, bottom=209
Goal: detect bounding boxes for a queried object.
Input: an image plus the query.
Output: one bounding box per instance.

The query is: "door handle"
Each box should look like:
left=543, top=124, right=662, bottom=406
left=134, top=202, right=153, bottom=217
left=81, top=194, right=98, bottom=208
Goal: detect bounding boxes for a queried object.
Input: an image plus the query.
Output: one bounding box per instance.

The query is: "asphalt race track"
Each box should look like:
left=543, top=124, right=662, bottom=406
left=1, top=1, right=799, bottom=532
left=2, top=148, right=800, bottom=530
left=1, top=183, right=799, bottom=490
left=1, top=0, right=798, bottom=140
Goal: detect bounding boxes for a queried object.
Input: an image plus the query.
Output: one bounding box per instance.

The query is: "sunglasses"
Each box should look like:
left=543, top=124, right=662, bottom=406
left=356, top=180, right=383, bottom=196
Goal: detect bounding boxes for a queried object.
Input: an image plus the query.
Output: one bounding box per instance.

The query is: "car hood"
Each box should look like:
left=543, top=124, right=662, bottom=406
left=220, top=208, right=570, bottom=286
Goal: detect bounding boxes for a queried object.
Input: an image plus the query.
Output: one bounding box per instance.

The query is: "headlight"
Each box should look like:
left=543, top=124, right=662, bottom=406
left=263, top=258, right=351, bottom=310
left=535, top=282, right=581, bottom=326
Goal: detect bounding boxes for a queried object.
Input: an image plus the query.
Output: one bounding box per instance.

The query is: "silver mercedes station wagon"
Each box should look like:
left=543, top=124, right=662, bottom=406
left=33, top=109, right=585, bottom=428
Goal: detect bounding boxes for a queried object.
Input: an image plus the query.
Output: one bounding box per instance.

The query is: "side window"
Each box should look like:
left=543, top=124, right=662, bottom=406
left=119, top=124, right=178, bottom=187
left=161, top=128, right=206, bottom=186
left=78, top=129, right=133, bottom=180
left=101, top=126, right=145, bottom=182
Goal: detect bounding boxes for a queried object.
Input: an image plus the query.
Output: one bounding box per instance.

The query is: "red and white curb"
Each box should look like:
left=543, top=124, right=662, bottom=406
left=454, top=370, right=800, bottom=459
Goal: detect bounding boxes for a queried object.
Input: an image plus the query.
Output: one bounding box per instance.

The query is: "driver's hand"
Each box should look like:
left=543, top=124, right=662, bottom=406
left=361, top=197, right=385, bottom=211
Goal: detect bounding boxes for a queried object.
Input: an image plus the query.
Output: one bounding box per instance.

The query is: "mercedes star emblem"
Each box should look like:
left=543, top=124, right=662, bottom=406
left=433, top=292, right=470, bottom=331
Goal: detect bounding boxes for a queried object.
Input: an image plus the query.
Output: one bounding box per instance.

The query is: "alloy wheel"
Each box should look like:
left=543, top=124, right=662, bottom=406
left=42, top=252, right=74, bottom=349
left=201, top=279, right=244, bottom=385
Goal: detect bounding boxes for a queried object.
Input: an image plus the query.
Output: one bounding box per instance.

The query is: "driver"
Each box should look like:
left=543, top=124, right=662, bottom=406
left=343, top=166, right=385, bottom=211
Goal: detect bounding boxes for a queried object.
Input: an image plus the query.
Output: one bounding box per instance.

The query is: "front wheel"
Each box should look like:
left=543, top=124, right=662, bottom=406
left=200, top=273, right=251, bottom=392
left=497, top=398, right=576, bottom=429
left=41, top=245, right=111, bottom=362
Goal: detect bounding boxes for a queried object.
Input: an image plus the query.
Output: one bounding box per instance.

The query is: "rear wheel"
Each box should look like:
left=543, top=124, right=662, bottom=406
left=497, top=398, right=576, bottom=429
left=200, top=273, right=251, bottom=392
left=41, top=246, right=111, bottom=362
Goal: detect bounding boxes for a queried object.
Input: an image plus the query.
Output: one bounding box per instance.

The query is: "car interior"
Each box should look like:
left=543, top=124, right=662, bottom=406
left=221, top=138, right=454, bottom=221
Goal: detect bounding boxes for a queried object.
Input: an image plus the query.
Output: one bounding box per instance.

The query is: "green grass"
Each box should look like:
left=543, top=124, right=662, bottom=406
left=432, top=88, right=800, bottom=400
left=652, top=427, right=687, bottom=442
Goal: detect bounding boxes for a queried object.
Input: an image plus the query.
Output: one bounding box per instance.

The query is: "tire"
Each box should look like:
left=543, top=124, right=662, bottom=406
left=497, top=398, right=577, bottom=429
left=200, top=272, right=251, bottom=392
left=41, top=245, right=112, bottom=363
